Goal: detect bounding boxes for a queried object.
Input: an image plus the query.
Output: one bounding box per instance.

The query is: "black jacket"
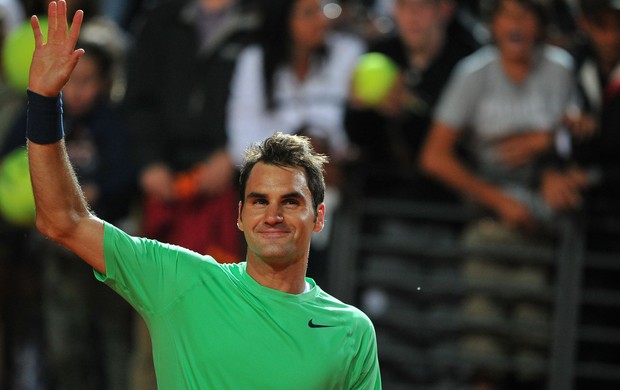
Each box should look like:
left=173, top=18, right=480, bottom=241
left=123, top=0, right=259, bottom=172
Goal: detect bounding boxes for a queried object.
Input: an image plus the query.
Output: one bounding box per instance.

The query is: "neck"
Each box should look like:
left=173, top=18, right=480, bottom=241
left=246, top=257, right=308, bottom=294
left=408, top=29, right=445, bottom=70
left=501, top=55, right=532, bottom=84
left=291, top=48, right=313, bottom=81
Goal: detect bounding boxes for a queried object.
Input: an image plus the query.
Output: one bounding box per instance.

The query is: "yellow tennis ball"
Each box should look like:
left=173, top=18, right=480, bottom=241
left=2, top=18, right=49, bottom=93
left=0, top=148, right=35, bottom=227
left=352, top=52, right=398, bottom=107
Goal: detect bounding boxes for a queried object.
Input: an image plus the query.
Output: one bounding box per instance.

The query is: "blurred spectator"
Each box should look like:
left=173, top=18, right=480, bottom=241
left=0, top=4, right=31, bottom=388
left=0, top=0, right=25, bottom=36
left=421, top=0, right=578, bottom=230
left=541, top=0, right=620, bottom=215
left=123, top=1, right=259, bottom=387
left=124, top=0, right=257, bottom=259
left=226, top=0, right=365, bottom=284
left=345, top=0, right=481, bottom=200
left=0, top=0, right=25, bottom=149
left=541, top=2, right=620, bottom=387
left=420, top=0, right=581, bottom=387
left=2, top=38, right=137, bottom=390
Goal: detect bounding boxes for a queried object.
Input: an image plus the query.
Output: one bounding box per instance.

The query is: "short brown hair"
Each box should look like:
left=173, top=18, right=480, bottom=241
left=482, top=0, right=548, bottom=27
left=238, top=132, right=329, bottom=213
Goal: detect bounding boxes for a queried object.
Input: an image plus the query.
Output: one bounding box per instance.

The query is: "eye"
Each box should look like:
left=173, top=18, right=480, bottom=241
left=252, top=198, right=268, bottom=205
left=283, top=198, right=300, bottom=206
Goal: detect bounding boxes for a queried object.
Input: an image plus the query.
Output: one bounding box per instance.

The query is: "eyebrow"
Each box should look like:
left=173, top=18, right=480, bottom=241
left=246, top=191, right=305, bottom=201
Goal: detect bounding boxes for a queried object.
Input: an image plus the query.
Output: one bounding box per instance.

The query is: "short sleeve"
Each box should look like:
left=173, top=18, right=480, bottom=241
left=96, top=222, right=218, bottom=315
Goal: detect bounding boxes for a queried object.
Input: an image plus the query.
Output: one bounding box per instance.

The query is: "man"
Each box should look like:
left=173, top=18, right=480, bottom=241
left=541, top=0, right=620, bottom=214
left=124, top=0, right=259, bottom=261
left=26, top=2, right=381, bottom=389
left=419, top=0, right=578, bottom=387
left=345, top=0, right=480, bottom=199
left=540, top=3, right=620, bottom=387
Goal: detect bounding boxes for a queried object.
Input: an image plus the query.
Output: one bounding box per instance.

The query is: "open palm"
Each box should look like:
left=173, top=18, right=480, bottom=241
left=28, top=0, right=84, bottom=97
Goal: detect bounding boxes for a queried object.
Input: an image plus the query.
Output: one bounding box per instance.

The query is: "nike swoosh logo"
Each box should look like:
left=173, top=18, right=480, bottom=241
left=308, top=319, right=334, bottom=328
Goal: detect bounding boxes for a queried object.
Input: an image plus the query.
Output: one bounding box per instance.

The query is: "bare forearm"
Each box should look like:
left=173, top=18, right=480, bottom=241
left=423, top=151, right=505, bottom=210
left=28, top=139, right=90, bottom=238
left=28, top=139, right=106, bottom=272
left=420, top=123, right=507, bottom=211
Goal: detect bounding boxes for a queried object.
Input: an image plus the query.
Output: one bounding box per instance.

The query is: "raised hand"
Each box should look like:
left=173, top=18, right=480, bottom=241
left=28, top=0, right=84, bottom=97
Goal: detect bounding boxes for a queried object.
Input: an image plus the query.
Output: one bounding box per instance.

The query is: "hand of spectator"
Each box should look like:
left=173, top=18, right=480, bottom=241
left=376, top=74, right=408, bottom=117
left=541, top=168, right=589, bottom=211
left=140, top=163, right=175, bottom=202
left=349, top=74, right=407, bottom=118
left=28, top=1, right=84, bottom=97
left=494, top=131, right=552, bottom=168
left=563, top=111, right=597, bottom=141
left=493, top=192, right=538, bottom=231
left=192, top=150, right=235, bottom=197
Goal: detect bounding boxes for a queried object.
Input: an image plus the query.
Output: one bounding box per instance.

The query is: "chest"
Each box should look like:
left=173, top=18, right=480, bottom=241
left=149, top=287, right=353, bottom=389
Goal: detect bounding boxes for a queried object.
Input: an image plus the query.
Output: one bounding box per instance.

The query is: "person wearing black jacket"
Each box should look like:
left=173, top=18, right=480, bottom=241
left=344, top=0, right=481, bottom=199
left=123, top=0, right=259, bottom=260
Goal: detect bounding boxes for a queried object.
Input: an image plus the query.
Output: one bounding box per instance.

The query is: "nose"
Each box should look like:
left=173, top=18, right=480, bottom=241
left=265, top=205, right=284, bottom=225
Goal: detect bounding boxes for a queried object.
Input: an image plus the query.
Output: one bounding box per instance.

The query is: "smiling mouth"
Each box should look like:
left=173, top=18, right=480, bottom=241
left=258, top=230, right=291, bottom=238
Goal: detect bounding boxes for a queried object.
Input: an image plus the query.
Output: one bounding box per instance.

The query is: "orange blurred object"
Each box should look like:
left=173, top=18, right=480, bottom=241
left=174, top=171, right=199, bottom=199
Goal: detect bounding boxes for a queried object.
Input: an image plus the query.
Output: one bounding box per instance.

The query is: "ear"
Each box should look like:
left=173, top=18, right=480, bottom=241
left=237, top=201, right=244, bottom=231
left=313, top=203, right=325, bottom=233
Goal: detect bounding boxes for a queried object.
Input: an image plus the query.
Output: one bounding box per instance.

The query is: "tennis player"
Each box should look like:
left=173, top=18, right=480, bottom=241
left=25, top=1, right=381, bottom=388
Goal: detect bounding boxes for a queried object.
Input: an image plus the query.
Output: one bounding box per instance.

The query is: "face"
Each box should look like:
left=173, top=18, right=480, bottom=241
left=579, top=11, right=620, bottom=68
left=394, top=0, right=449, bottom=51
left=492, top=0, right=541, bottom=62
left=238, top=162, right=325, bottom=267
left=290, top=0, right=330, bottom=52
left=62, top=55, right=106, bottom=117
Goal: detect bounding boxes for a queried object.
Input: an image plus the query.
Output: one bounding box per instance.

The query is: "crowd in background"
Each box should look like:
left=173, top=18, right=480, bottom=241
left=0, top=0, right=619, bottom=389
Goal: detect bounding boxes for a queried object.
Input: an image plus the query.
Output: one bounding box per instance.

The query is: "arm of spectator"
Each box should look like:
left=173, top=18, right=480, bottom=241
left=540, top=167, right=590, bottom=211
left=563, top=108, right=598, bottom=141
left=420, top=121, right=537, bottom=230
left=493, top=131, right=554, bottom=168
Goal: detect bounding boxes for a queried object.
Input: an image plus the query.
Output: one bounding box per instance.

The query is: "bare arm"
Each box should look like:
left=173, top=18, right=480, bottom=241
left=28, top=1, right=106, bottom=273
left=419, top=121, right=537, bottom=230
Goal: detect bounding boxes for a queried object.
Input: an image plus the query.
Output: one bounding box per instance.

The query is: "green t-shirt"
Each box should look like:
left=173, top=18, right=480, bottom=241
left=96, top=222, right=381, bottom=389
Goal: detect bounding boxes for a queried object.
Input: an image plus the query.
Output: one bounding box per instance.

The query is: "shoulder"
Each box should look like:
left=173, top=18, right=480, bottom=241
left=455, top=45, right=498, bottom=76
left=540, top=44, right=575, bottom=71
left=104, top=222, right=219, bottom=268
left=317, top=289, right=375, bottom=330
left=237, top=44, right=263, bottom=65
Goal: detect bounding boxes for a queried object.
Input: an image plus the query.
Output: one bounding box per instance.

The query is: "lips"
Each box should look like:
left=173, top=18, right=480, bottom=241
left=257, top=229, right=291, bottom=238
